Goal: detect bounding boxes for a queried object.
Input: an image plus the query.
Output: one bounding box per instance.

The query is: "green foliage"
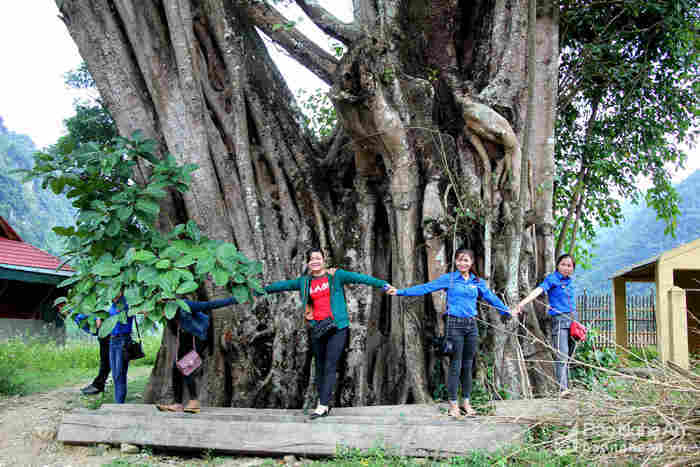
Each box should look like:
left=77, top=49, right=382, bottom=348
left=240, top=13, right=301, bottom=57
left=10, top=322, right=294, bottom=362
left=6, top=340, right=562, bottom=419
left=19, top=132, right=263, bottom=336
left=626, top=345, right=659, bottom=367
left=296, top=87, right=337, bottom=139
left=556, top=0, right=699, bottom=249
left=576, top=170, right=700, bottom=293
left=570, top=329, right=620, bottom=388
left=0, top=334, right=159, bottom=396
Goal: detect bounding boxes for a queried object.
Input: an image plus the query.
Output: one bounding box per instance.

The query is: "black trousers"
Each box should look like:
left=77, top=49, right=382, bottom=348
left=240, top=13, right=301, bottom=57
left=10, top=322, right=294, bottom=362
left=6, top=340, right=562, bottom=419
left=91, top=336, right=111, bottom=390
left=173, top=364, right=198, bottom=403
left=311, top=327, right=348, bottom=406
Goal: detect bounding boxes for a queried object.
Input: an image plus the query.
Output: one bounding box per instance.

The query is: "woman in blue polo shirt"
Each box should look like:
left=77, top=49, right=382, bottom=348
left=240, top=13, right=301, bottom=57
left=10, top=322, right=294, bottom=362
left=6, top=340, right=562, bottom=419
left=108, top=292, right=133, bottom=403
left=515, top=254, right=577, bottom=392
left=390, top=248, right=513, bottom=417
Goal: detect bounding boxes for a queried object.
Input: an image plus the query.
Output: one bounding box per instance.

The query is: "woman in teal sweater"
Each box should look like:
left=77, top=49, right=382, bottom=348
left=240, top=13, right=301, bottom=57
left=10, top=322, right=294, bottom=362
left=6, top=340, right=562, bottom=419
left=264, top=248, right=395, bottom=419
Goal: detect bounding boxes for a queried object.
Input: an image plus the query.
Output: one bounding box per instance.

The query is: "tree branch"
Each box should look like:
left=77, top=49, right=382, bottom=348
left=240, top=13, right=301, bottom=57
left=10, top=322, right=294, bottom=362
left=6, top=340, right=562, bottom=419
left=294, top=0, right=361, bottom=45
left=555, top=94, right=601, bottom=258
left=244, top=1, right=338, bottom=85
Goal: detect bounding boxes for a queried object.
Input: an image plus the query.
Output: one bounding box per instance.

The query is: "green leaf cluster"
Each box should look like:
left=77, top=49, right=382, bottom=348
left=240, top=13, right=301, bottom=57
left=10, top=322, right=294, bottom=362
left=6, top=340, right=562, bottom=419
left=556, top=0, right=699, bottom=250
left=20, top=132, right=262, bottom=336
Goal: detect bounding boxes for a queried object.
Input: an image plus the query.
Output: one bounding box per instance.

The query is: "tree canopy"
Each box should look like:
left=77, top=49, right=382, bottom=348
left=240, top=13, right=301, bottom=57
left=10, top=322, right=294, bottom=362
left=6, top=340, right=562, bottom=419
left=555, top=0, right=699, bottom=258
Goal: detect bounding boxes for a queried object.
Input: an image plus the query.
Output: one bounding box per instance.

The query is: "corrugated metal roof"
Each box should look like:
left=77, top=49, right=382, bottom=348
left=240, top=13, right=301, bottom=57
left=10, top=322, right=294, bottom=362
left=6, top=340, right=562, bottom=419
left=609, top=254, right=659, bottom=280
left=0, top=237, right=73, bottom=274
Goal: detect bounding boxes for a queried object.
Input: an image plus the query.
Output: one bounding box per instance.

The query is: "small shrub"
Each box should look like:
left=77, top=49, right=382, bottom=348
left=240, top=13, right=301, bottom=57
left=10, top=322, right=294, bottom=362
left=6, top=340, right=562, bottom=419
left=571, top=329, right=620, bottom=389
left=625, top=345, right=659, bottom=366
left=0, top=341, right=25, bottom=395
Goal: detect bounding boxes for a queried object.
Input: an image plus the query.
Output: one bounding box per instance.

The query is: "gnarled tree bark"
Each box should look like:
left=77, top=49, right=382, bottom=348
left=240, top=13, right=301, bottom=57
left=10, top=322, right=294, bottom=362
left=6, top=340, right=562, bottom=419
left=58, top=0, right=559, bottom=407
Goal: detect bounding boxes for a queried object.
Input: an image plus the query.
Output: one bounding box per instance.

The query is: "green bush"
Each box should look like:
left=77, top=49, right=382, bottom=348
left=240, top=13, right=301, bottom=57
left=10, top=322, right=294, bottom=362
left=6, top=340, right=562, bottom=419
left=571, top=328, right=620, bottom=388
left=0, top=342, right=25, bottom=395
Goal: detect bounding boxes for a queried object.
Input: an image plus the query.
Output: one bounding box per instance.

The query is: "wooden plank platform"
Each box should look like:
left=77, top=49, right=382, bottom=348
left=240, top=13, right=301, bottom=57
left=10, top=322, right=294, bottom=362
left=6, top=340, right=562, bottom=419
left=58, top=403, right=531, bottom=457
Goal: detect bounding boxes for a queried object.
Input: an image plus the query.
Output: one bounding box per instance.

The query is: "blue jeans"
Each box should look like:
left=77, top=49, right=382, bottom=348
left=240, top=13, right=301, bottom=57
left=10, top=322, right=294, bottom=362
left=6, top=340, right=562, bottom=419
left=109, top=334, right=130, bottom=403
left=310, top=327, right=348, bottom=406
left=446, top=316, right=479, bottom=401
left=552, top=316, right=575, bottom=391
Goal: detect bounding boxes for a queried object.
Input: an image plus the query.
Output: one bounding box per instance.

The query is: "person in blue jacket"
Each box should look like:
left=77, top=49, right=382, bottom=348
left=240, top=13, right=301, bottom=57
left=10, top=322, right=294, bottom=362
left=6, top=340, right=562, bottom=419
left=156, top=297, right=237, bottom=413
left=263, top=247, right=395, bottom=419
left=515, top=254, right=577, bottom=393
left=389, top=248, right=514, bottom=417
left=108, top=292, right=132, bottom=404
left=58, top=302, right=110, bottom=395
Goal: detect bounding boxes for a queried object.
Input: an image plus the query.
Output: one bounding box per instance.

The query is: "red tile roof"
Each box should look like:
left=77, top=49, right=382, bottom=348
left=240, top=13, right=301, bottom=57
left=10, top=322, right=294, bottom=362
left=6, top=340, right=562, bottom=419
left=0, top=236, right=74, bottom=273
left=0, top=237, right=73, bottom=272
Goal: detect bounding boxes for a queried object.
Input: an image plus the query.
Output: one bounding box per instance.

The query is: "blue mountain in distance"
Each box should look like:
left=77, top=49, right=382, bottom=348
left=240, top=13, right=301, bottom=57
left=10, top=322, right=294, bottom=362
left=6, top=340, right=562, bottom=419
left=576, top=169, right=700, bottom=295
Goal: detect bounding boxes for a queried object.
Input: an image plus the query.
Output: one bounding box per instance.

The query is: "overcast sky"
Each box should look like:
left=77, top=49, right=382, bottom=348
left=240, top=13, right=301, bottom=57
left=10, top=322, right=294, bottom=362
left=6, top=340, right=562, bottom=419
left=0, top=2, right=695, bottom=182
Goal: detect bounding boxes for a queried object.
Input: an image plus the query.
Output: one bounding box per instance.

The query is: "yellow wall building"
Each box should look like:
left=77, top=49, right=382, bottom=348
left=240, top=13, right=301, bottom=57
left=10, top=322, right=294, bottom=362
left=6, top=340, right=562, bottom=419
left=611, top=237, right=700, bottom=369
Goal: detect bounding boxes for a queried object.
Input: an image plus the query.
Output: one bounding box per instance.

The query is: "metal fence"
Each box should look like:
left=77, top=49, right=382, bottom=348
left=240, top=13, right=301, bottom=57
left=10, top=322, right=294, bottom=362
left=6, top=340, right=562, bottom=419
left=577, top=293, right=656, bottom=348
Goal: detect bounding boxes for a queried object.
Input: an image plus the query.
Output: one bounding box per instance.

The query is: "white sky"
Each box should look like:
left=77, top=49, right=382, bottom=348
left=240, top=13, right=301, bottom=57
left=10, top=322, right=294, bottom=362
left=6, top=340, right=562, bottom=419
left=0, top=2, right=696, bottom=183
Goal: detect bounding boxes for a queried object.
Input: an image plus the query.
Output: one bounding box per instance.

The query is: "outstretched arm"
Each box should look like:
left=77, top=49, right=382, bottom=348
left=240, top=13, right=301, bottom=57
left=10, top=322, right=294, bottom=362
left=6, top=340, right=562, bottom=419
left=514, top=287, right=544, bottom=314
left=264, top=277, right=304, bottom=294
left=478, top=283, right=511, bottom=316
left=184, top=297, right=237, bottom=314
left=394, top=274, right=450, bottom=297
left=336, top=269, right=391, bottom=290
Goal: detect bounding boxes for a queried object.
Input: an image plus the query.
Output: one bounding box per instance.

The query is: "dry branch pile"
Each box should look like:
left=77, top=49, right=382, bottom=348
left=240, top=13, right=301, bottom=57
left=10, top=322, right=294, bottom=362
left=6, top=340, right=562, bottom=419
left=514, top=355, right=700, bottom=465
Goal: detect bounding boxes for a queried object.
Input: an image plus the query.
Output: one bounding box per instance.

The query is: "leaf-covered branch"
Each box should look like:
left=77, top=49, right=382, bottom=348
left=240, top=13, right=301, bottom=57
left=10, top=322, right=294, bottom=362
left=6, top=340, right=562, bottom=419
left=245, top=0, right=338, bottom=85
left=293, top=0, right=361, bottom=45
left=20, top=132, right=263, bottom=336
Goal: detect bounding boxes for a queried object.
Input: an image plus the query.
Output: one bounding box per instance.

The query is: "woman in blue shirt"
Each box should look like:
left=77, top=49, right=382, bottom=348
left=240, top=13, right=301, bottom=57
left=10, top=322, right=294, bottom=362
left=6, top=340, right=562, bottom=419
left=389, top=248, right=513, bottom=417
left=515, top=254, right=577, bottom=393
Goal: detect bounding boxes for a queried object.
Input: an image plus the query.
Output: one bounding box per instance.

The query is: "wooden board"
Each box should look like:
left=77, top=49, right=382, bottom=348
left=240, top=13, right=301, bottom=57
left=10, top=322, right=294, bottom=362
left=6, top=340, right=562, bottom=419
left=58, top=404, right=527, bottom=457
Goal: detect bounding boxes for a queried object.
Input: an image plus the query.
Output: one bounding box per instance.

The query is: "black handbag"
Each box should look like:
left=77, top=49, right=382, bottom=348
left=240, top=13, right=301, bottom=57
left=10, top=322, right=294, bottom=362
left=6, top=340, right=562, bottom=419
left=125, top=319, right=145, bottom=361
left=311, top=317, right=337, bottom=340
left=432, top=311, right=455, bottom=357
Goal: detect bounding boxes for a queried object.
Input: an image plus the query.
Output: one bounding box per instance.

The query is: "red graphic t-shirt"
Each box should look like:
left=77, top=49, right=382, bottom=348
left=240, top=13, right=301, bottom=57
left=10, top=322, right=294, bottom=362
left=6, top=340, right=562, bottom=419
left=309, top=276, right=332, bottom=321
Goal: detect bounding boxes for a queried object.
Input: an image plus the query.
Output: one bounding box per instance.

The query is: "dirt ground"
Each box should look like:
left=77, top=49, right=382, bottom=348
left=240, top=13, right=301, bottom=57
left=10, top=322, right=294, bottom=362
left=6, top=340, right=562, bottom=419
left=0, top=367, right=284, bottom=467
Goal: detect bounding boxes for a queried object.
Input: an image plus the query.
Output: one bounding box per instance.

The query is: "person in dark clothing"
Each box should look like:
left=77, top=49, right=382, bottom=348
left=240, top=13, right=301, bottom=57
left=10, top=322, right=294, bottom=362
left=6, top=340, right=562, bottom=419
left=82, top=332, right=111, bottom=395
left=58, top=302, right=110, bottom=396
left=156, top=297, right=237, bottom=413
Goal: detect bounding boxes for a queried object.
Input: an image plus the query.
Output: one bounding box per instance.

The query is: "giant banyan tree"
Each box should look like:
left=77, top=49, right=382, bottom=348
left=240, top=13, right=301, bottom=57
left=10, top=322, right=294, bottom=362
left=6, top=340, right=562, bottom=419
left=57, top=0, right=560, bottom=408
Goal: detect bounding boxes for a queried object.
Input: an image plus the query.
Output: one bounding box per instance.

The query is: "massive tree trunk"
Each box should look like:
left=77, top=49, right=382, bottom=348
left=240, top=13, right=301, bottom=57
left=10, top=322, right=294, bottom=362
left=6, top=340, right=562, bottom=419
left=57, top=0, right=559, bottom=407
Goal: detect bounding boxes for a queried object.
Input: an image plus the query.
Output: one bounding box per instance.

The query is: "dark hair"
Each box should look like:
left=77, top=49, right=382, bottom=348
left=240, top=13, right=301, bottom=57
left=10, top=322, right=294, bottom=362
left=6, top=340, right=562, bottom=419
left=454, top=248, right=481, bottom=278
left=555, top=254, right=576, bottom=270
left=306, top=247, right=324, bottom=262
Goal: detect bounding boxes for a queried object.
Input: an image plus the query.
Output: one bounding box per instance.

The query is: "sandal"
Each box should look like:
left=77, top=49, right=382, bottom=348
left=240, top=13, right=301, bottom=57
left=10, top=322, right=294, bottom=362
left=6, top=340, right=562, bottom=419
left=156, top=403, right=184, bottom=412
left=309, top=406, right=331, bottom=420
left=183, top=400, right=201, bottom=413
left=447, top=405, right=462, bottom=418
left=460, top=405, right=476, bottom=416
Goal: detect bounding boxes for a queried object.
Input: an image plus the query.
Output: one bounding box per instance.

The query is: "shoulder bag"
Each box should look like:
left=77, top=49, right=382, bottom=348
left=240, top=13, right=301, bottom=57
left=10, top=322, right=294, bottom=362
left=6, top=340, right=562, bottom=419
left=176, top=326, right=202, bottom=376
left=125, top=319, right=146, bottom=361
left=564, top=285, right=586, bottom=341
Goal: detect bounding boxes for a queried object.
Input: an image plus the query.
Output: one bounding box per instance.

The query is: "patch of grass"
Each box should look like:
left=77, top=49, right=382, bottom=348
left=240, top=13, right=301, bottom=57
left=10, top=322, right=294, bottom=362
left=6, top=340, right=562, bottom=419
left=84, top=373, right=150, bottom=409
left=625, top=345, right=659, bottom=367
left=0, top=333, right=160, bottom=396
left=305, top=445, right=584, bottom=466
left=102, top=459, right=154, bottom=467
